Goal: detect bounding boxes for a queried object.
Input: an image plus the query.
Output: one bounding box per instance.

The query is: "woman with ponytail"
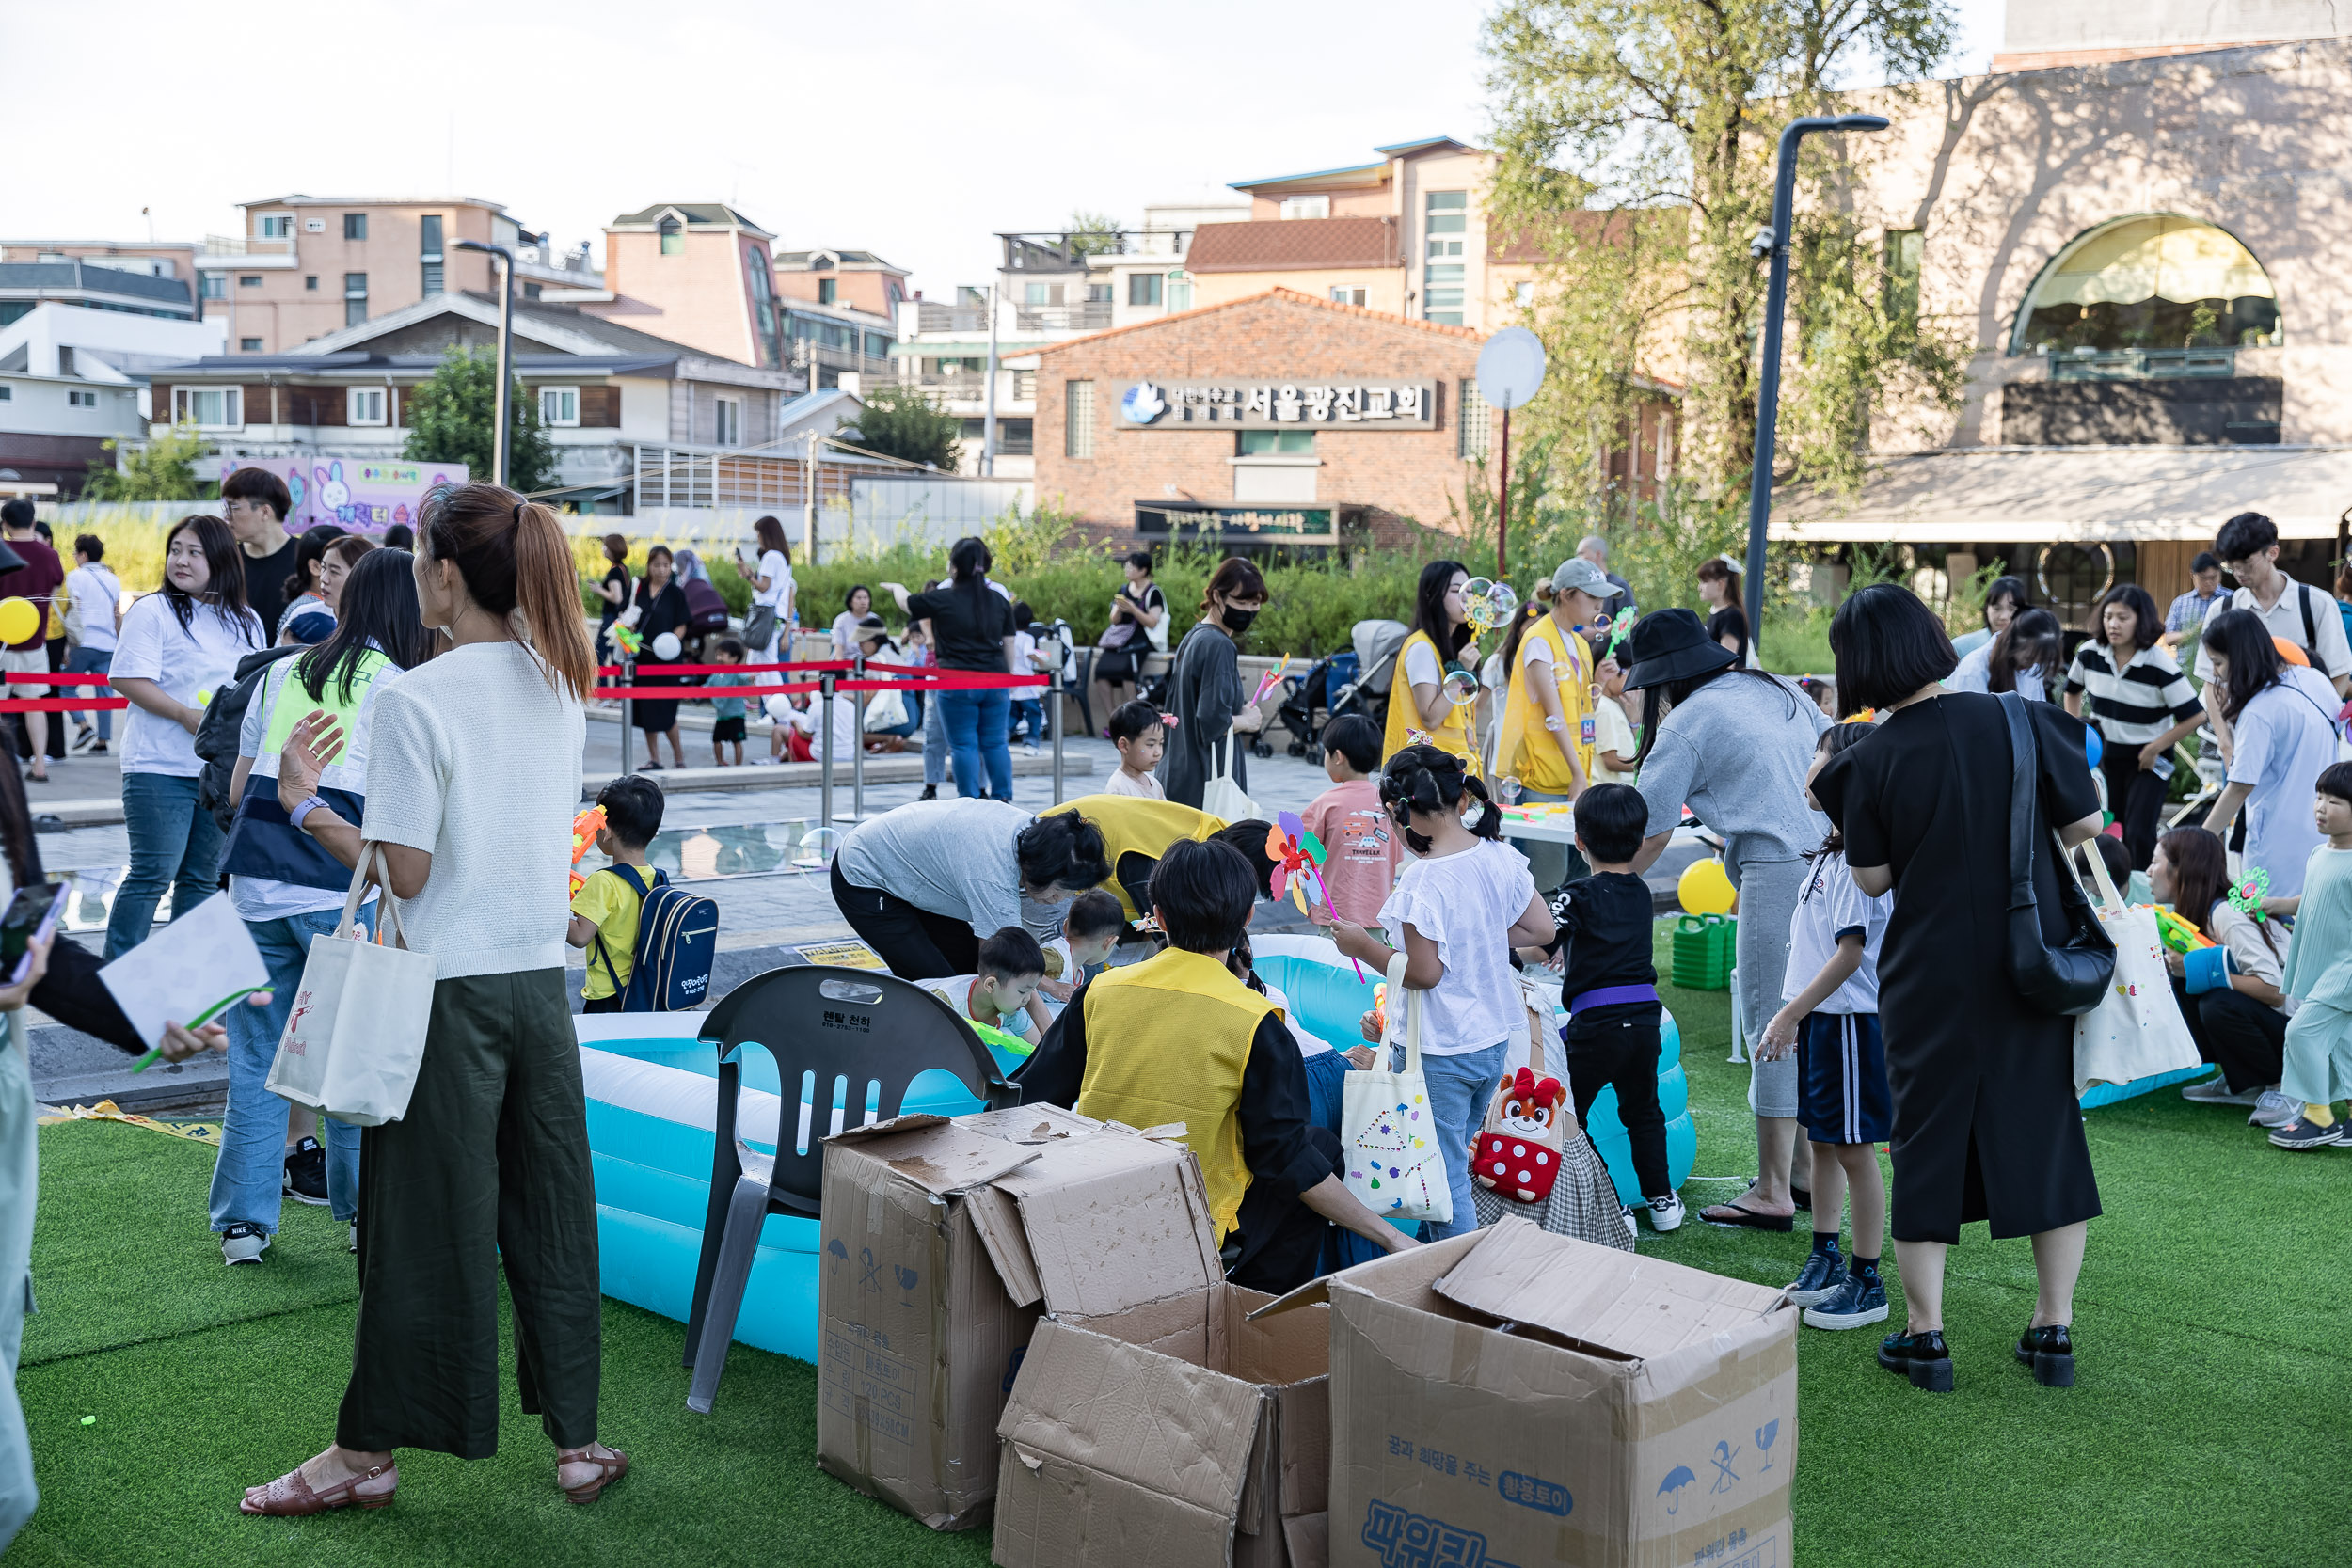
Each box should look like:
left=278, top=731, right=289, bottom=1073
left=244, top=483, right=626, bottom=1514
left=1315, top=743, right=1558, bottom=1238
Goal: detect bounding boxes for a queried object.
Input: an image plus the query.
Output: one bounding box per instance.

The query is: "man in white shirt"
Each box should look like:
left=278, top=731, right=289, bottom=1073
left=2197, top=512, right=2352, bottom=752
left=62, top=533, right=122, bottom=753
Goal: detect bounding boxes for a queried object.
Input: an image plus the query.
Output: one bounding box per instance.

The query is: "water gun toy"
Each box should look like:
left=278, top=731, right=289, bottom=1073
left=610, top=622, right=644, bottom=658
left=569, top=805, right=607, bottom=896
left=2153, top=907, right=2214, bottom=955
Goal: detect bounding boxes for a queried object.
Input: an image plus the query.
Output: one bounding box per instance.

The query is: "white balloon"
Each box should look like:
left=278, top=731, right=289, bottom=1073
left=651, top=631, right=682, bottom=661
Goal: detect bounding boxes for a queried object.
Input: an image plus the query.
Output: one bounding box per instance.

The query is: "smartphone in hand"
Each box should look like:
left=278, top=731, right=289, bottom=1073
left=0, top=881, right=65, bottom=986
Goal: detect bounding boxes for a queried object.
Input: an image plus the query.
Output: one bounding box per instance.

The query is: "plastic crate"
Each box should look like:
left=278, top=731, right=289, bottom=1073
left=1670, top=912, right=1736, bottom=990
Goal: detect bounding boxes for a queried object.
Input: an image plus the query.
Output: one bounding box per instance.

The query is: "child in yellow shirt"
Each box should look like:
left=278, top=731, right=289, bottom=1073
left=566, top=775, right=664, bottom=1012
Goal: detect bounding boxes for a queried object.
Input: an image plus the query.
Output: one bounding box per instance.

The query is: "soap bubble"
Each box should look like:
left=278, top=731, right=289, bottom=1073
left=1485, top=581, right=1519, bottom=621
left=792, top=825, right=844, bottom=871
left=1496, top=774, right=1523, bottom=806
left=1464, top=576, right=1495, bottom=601
left=1443, top=670, right=1481, bottom=707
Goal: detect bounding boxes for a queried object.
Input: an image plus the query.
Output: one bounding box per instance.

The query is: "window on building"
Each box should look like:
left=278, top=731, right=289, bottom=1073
left=659, top=216, right=683, bottom=256
left=713, top=396, right=741, bottom=446
left=1513, top=280, right=1535, bottom=307
left=1883, top=230, right=1922, bottom=330
left=199, top=274, right=227, bottom=300
left=304, top=275, right=318, bottom=291
left=1424, top=263, right=1466, bottom=325
left=1167, top=272, right=1192, bottom=310
left=864, top=331, right=890, bottom=358
left=1025, top=282, right=1049, bottom=306
left=2012, top=214, right=2280, bottom=354
left=343, top=213, right=368, bottom=241
left=1280, top=196, right=1330, bottom=220
left=1014, top=370, right=1036, bottom=401
left=523, top=282, right=541, bottom=300
left=67, top=389, right=98, bottom=408
left=818, top=278, right=836, bottom=305
left=746, top=253, right=778, bottom=366
left=540, top=386, right=580, bottom=427
left=344, top=272, right=368, bottom=327
left=960, top=417, right=1036, bottom=456
left=1238, top=430, right=1314, bottom=455
left=239, top=337, right=262, bottom=353
left=1065, top=380, right=1094, bottom=457
left=1458, top=380, right=1491, bottom=460
left=259, top=215, right=292, bottom=238
left=239, top=275, right=262, bottom=288
left=0, top=388, right=10, bottom=402
left=175, top=387, right=242, bottom=428
left=419, top=214, right=444, bottom=294
left=1128, top=272, right=1161, bottom=307
left=1086, top=282, right=1113, bottom=304
left=1425, top=190, right=1467, bottom=259
left=348, top=387, right=388, bottom=425
left=1329, top=286, right=1368, bottom=307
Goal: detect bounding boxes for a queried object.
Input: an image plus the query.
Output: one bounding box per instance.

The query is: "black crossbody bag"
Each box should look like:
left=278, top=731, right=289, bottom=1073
left=1999, top=692, right=2114, bottom=1014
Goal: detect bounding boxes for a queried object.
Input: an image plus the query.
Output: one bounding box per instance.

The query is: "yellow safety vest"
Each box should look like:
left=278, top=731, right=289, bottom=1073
left=1497, top=613, right=1594, bottom=793
left=1075, top=946, right=1279, bottom=1243
left=1041, top=794, right=1227, bottom=920
left=1381, top=629, right=1480, bottom=774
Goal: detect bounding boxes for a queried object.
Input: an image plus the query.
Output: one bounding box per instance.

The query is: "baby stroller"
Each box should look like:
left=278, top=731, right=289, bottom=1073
left=1278, top=650, right=1360, bottom=762
left=1279, top=619, right=1406, bottom=762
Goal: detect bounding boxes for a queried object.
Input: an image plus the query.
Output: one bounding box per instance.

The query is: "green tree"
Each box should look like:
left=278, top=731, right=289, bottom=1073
left=80, top=422, right=211, bottom=501
left=401, top=345, right=558, bottom=494
left=846, top=385, right=963, bottom=470
left=1065, top=210, right=1125, bottom=257
left=1482, top=0, right=1967, bottom=497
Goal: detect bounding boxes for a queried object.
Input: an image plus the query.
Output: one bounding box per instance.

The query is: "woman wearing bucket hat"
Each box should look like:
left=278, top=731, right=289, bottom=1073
left=1495, top=557, right=1613, bottom=892
left=1620, top=607, right=1831, bottom=1229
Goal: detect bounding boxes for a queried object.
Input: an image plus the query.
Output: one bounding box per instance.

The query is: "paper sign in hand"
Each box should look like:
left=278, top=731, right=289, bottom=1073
left=99, top=891, right=268, bottom=1050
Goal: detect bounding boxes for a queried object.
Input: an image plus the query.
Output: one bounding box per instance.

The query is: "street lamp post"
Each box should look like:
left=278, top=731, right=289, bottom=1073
left=454, top=240, right=516, bottom=486
left=1740, top=114, right=1890, bottom=644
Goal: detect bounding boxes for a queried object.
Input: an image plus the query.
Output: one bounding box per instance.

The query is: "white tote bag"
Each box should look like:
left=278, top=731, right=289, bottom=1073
left=862, top=685, right=908, bottom=733
left=2070, top=838, right=2201, bottom=1097
left=1340, top=954, right=1454, bottom=1226
left=1200, top=735, right=1261, bottom=823
left=265, top=845, right=438, bottom=1127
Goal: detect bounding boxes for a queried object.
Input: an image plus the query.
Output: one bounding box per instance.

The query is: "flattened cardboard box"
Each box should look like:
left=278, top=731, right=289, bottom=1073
left=817, top=1106, right=1223, bottom=1530
left=993, top=1283, right=1332, bottom=1568
left=1260, top=1217, right=1796, bottom=1568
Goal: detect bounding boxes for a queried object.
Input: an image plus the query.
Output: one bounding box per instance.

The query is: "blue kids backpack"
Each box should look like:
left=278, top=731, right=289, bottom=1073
left=592, top=864, right=720, bottom=1011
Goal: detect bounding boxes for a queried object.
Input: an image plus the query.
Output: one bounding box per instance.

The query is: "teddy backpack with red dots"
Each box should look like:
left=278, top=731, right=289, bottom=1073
left=1476, top=1066, right=1569, bottom=1204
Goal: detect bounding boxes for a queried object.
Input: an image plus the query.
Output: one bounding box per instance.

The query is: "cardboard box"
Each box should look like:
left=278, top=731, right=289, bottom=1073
left=817, top=1104, right=1223, bottom=1531
left=993, top=1283, right=1332, bottom=1568
left=1265, top=1217, right=1796, bottom=1568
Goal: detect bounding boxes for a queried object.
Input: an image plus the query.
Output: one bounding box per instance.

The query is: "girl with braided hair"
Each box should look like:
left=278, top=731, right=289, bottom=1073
left=1315, top=743, right=1557, bottom=1236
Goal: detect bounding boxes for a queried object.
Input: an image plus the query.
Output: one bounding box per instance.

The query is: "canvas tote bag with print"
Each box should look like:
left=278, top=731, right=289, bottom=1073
left=1340, top=953, right=1453, bottom=1227
left=2071, top=838, right=2201, bottom=1097
left=1200, top=735, right=1262, bottom=824
left=265, top=844, right=438, bottom=1126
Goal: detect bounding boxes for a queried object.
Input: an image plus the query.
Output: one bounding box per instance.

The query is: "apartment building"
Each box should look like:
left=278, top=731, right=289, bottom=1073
left=0, top=243, right=202, bottom=326
left=192, top=196, right=591, bottom=355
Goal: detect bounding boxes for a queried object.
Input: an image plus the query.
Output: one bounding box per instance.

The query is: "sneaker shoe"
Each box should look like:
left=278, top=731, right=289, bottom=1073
left=1804, top=1271, right=1890, bottom=1330
left=283, top=1138, right=329, bottom=1207
left=1785, top=1247, right=1845, bottom=1307
left=221, top=1223, right=270, bottom=1266
left=2250, top=1089, right=2304, bottom=1129
left=918, top=784, right=938, bottom=801
left=1022, top=743, right=1040, bottom=757
left=349, top=1223, right=358, bottom=1254
left=1877, top=1328, right=1953, bottom=1392
left=1623, top=1210, right=1639, bottom=1243
left=2182, top=1074, right=2261, bottom=1107
left=1645, top=1193, right=1684, bottom=1232
left=2269, top=1116, right=2343, bottom=1150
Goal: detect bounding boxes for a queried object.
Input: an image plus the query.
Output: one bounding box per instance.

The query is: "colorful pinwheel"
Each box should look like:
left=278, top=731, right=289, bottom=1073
left=2228, top=866, right=2273, bottom=922
left=1269, top=811, right=1366, bottom=979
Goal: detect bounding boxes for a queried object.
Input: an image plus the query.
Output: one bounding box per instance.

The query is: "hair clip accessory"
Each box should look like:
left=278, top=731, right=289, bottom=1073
left=1840, top=709, right=1877, bottom=725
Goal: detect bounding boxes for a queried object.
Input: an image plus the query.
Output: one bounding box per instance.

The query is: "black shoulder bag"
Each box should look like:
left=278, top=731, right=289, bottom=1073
left=1999, top=692, right=2114, bottom=1014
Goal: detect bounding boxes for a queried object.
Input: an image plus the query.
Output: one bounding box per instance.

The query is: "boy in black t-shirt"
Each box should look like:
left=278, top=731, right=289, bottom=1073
left=1543, top=784, right=1680, bottom=1232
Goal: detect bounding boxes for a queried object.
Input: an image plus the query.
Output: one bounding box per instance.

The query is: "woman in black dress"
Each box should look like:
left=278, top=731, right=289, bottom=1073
left=1159, top=557, right=1266, bottom=809
left=594, top=533, right=631, bottom=682
left=629, top=546, right=691, bottom=769
left=1812, top=585, right=2105, bottom=1394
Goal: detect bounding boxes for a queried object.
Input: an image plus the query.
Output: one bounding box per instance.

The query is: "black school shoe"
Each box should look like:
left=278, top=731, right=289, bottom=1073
left=2015, top=1323, right=2075, bottom=1387
left=283, top=1137, right=329, bottom=1207
left=1877, top=1329, right=1953, bottom=1392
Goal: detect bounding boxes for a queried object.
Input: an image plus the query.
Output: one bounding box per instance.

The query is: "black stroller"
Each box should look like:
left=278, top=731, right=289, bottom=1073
left=1276, top=618, right=1406, bottom=763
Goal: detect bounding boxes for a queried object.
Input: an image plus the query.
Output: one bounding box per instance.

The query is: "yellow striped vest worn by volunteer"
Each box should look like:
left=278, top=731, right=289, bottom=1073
left=1074, top=946, right=1280, bottom=1243
left=1042, top=795, right=1226, bottom=920
left=1381, top=628, right=1482, bottom=774
left=1498, top=611, right=1594, bottom=793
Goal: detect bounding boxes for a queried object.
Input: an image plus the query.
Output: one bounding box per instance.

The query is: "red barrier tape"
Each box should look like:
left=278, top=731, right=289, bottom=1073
left=0, top=697, right=129, bottom=712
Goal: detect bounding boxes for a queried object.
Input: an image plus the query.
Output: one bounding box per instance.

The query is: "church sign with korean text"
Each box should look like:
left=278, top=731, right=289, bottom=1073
left=1113, top=379, right=1439, bottom=431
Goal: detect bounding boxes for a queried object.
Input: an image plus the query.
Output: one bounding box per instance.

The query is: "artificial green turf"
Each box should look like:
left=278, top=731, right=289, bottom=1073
left=14, top=930, right=2352, bottom=1567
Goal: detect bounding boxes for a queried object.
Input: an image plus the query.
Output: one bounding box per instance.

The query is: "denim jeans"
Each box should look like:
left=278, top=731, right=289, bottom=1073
left=922, top=683, right=949, bottom=785
left=106, top=771, right=226, bottom=959
left=939, top=685, right=1013, bottom=800
left=209, top=907, right=368, bottom=1231
left=1404, top=1038, right=1513, bottom=1241
left=1008, top=697, right=1044, bottom=746
left=63, top=645, right=113, bottom=741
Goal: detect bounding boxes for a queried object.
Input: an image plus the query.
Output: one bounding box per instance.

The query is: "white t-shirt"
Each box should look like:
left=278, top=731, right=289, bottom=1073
left=360, top=641, right=586, bottom=978
left=1404, top=638, right=1482, bottom=692
left=1782, top=849, right=1893, bottom=1015
left=2226, top=663, right=2343, bottom=898
left=65, top=563, right=122, bottom=651
left=111, top=593, right=264, bottom=776
left=1104, top=767, right=1165, bottom=800
left=752, top=550, right=794, bottom=617
left=1011, top=630, right=1048, bottom=699
left=919, top=974, right=1040, bottom=1041
left=232, top=650, right=401, bottom=922
left=1591, top=699, right=1637, bottom=784
left=2195, top=578, right=2352, bottom=683
left=830, top=610, right=863, bottom=659
left=787, top=691, right=860, bottom=759
left=1947, top=642, right=2047, bottom=701
left=1378, top=837, right=1537, bottom=1055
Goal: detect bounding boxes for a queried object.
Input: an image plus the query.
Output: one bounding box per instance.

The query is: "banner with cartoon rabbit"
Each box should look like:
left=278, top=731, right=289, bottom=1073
left=211, top=456, right=468, bottom=534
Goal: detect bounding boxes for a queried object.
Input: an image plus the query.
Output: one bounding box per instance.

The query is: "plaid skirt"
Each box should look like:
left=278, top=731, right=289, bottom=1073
left=1470, top=1123, right=1634, bottom=1250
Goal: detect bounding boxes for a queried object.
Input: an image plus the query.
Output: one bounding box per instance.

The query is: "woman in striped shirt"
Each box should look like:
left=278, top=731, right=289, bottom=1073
left=2064, top=584, right=2206, bottom=871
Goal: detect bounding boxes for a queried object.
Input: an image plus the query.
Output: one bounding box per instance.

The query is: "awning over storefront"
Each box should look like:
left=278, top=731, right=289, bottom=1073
left=1772, top=445, right=2352, bottom=545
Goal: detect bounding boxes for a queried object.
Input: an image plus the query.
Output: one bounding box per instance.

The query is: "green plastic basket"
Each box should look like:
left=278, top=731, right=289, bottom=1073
left=1671, top=912, right=1737, bottom=990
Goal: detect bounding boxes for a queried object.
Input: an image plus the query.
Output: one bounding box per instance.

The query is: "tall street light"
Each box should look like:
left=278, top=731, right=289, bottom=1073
left=454, top=239, right=516, bottom=487
left=1740, top=114, right=1890, bottom=646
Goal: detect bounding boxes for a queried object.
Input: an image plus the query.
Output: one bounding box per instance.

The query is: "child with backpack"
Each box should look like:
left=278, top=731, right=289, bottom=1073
left=567, top=775, right=717, bottom=1012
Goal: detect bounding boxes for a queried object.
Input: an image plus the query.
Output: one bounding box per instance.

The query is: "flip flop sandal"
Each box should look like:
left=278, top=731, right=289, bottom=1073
left=241, top=1460, right=396, bottom=1514
left=1699, top=1201, right=1795, bottom=1232
left=560, top=1444, right=630, bottom=1505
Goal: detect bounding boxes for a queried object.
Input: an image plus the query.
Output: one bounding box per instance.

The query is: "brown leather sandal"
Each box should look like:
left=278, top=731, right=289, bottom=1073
left=240, top=1458, right=396, bottom=1515
left=558, top=1443, right=629, bottom=1505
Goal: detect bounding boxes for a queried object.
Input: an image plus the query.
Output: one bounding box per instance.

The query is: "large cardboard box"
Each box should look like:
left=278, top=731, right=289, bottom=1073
left=1269, top=1217, right=1796, bottom=1568
left=993, top=1282, right=1332, bottom=1568
left=817, top=1104, right=1223, bottom=1530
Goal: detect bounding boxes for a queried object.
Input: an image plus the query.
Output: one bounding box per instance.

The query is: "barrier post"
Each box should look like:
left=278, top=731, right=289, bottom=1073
left=819, top=668, right=836, bottom=827
left=619, top=658, right=634, bottom=777
left=1050, top=665, right=1064, bottom=805
left=850, top=653, right=866, bottom=822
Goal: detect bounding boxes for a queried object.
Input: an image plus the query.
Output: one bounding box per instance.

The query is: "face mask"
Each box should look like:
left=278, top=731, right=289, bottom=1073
left=1221, top=605, right=1259, bottom=635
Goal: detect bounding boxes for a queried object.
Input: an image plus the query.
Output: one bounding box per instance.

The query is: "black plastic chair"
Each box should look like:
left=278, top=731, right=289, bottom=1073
left=680, top=965, right=1019, bottom=1413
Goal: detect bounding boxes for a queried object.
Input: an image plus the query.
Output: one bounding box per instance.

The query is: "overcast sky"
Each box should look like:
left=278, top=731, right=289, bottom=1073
left=3, top=0, right=2005, bottom=300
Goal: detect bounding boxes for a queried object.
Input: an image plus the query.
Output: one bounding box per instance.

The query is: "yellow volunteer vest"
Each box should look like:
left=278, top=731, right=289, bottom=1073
left=1075, top=946, right=1280, bottom=1243
left=1498, top=612, right=1594, bottom=792
left=1381, top=629, right=1480, bottom=773
left=1042, top=794, right=1226, bottom=920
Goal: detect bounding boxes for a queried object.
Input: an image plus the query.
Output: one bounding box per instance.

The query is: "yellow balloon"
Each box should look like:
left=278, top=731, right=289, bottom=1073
left=0, top=599, right=35, bottom=646
left=1677, top=857, right=1737, bottom=917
